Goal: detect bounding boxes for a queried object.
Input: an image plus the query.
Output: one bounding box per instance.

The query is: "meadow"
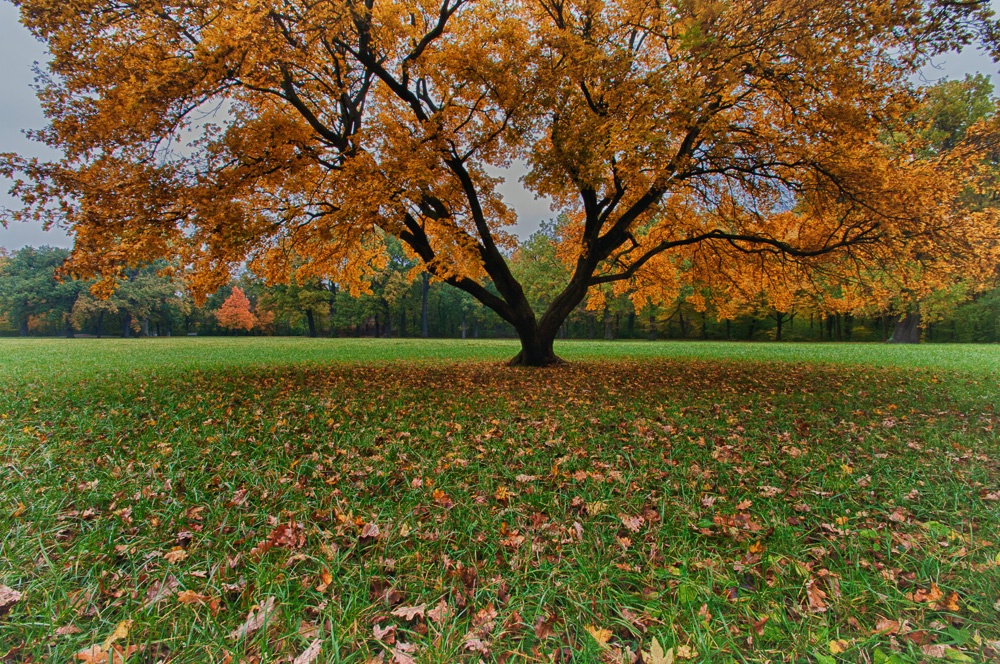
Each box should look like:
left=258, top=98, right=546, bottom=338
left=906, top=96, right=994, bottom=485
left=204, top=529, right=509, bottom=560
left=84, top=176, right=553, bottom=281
left=1, top=338, right=999, bottom=663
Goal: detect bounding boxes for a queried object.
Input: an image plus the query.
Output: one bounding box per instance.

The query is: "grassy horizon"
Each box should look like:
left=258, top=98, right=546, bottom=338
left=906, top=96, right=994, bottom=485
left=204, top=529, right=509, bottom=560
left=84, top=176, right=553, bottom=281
left=1, top=337, right=998, bottom=380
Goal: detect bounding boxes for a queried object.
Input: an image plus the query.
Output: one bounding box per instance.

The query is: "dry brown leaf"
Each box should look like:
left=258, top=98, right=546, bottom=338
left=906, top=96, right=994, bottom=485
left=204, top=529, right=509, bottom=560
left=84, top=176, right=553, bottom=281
left=751, top=615, right=769, bottom=636
left=298, top=620, right=319, bottom=640
left=391, top=643, right=417, bottom=664
left=163, top=548, right=188, bottom=564
left=0, top=585, right=22, bottom=616
left=292, top=639, right=322, bottom=664
left=619, top=514, right=643, bottom=533
left=144, top=575, right=178, bottom=608
left=74, top=645, right=107, bottom=663
left=390, top=604, right=426, bottom=621
left=177, top=590, right=209, bottom=605
left=228, top=596, right=277, bottom=640
left=373, top=624, right=397, bottom=642
left=874, top=617, right=901, bottom=634
left=56, top=624, right=83, bottom=636
left=533, top=612, right=558, bottom=640
left=805, top=579, right=827, bottom=613
left=427, top=600, right=451, bottom=624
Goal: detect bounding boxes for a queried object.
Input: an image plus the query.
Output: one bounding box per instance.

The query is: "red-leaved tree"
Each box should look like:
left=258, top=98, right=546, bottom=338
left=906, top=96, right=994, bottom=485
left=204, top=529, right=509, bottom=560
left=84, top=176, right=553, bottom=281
left=216, top=287, right=257, bottom=333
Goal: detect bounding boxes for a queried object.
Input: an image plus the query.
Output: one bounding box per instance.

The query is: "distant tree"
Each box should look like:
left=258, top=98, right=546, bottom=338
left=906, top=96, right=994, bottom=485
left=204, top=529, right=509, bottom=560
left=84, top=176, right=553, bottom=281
left=0, top=246, right=79, bottom=336
left=216, top=287, right=257, bottom=332
left=71, top=263, right=183, bottom=336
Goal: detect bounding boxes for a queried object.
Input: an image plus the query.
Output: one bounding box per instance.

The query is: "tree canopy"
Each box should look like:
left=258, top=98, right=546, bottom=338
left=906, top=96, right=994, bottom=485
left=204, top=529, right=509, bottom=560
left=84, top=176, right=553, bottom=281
left=4, top=0, right=1000, bottom=363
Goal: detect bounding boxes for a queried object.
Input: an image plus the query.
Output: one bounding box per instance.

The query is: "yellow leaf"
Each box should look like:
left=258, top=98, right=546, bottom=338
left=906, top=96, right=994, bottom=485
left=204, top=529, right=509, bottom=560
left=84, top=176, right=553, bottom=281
left=585, top=625, right=612, bottom=646
left=644, top=637, right=675, bottom=664
left=829, top=639, right=850, bottom=654
left=675, top=644, right=698, bottom=659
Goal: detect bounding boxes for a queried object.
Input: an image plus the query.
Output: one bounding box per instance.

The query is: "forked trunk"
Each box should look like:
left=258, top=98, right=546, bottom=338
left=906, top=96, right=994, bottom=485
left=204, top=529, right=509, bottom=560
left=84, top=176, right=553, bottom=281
left=508, top=327, right=563, bottom=367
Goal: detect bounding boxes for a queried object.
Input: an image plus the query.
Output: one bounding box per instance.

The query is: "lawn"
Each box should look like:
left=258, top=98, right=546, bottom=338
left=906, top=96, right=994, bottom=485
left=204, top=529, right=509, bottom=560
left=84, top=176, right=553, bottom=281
left=1, top=338, right=999, bottom=663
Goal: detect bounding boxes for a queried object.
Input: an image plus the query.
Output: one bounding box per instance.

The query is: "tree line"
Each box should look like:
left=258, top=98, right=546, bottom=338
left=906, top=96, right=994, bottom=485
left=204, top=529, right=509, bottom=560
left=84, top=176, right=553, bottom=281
left=3, top=235, right=997, bottom=343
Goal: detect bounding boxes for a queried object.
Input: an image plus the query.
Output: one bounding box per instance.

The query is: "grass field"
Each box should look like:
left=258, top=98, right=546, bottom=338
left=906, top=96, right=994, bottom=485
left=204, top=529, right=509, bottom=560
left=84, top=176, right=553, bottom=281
left=1, top=338, right=999, bottom=663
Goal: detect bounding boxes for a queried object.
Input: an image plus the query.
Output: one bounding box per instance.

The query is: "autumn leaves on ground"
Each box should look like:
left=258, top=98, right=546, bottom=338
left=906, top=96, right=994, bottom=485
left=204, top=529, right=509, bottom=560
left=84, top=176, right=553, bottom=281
left=1, top=340, right=999, bottom=664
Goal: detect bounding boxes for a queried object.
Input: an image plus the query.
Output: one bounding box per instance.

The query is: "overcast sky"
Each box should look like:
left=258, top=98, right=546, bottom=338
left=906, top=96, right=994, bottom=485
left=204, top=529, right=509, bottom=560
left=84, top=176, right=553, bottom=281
left=1, top=4, right=998, bottom=251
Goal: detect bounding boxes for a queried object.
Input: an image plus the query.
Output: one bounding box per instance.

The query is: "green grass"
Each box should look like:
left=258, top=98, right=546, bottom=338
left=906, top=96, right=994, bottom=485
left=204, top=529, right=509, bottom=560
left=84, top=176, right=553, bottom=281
left=1, top=339, right=999, bottom=663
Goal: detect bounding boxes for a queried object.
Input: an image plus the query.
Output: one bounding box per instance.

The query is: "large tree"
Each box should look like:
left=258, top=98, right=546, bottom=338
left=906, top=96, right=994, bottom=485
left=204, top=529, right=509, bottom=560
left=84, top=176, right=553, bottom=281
left=4, top=0, right=1000, bottom=364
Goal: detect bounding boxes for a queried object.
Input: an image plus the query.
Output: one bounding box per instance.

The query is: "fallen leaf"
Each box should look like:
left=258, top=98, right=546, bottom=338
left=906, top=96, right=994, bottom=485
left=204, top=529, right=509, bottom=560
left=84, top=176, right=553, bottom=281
left=360, top=522, right=380, bottom=540
left=675, top=644, right=698, bottom=659
left=533, top=612, right=558, bottom=639
left=619, top=514, right=644, bottom=532
left=177, top=590, right=208, bottom=605
left=0, top=585, right=22, bottom=616
left=391, top=644, right=417, bottom=664
left=751, top=615, right=769, bottom=636
left=390, top=604, right=426, bottom=621
left=829, top=639, right=850, bottom=654
left=56, top=624, right=83, bottom=636
left=164, top=548, right=188, bottom=564
left=585, top=625, right=612, bottom=646
left=102, top=620, right=133, bottom=651
left=874, top=617, right=901, bottom=634
left=74, top=645, right=107, bottom=663
left=228, top=596, right=277, bottom=640
left=908, top=582, right=944, bottom=604
left=316, top=568, right=333, bottom=593
left=293, top=639, right=322, bottom=664
left=937, top=591, right=960, bottom=612
left=298, top=620, right=319, bottom=640
left=806, top=579, right=828, bottom=613
left=644, top=637, right=674, bottom=664
left=427, top=600, right=451, bottom=624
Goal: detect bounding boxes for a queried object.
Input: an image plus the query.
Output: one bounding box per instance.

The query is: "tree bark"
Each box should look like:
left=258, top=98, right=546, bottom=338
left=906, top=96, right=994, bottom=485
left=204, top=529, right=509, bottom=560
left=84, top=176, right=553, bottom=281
left=890, top=312, right=921, bottom=344
left=508, top=326, right=562, bottom=366
left=19, top=316, right=29, bottom=337
left=306, top=309, right=316, bottom=337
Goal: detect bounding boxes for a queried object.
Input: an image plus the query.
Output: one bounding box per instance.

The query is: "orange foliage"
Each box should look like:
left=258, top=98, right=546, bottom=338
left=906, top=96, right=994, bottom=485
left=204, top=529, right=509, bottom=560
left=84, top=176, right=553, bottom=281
left=2, top=0, right=999, bottom=362
left=216, top=287, right=257, bottom=332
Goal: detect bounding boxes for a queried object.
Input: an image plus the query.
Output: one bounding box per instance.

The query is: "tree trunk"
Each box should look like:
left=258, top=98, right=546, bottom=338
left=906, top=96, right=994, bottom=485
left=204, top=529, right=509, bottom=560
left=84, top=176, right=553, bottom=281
left=327, top=283, right=339, bottom=337
left=121, top=311, right=132, bottom=338
left=306, top=309, right=316, bottom=337
left=19, top=316, right=29, bottom=337
left=421, top=272, right=430, bottom=338
left=890, top=312, right=921, bottom=344
left=142, top=318, right=150, bottom=337
left=604, top=307, right=614, bottom=340
left=508, top=326, right=562, bottom=366
left=775, top=312, right=783, bottom=341
left=65, top=317, right=75, bottom=338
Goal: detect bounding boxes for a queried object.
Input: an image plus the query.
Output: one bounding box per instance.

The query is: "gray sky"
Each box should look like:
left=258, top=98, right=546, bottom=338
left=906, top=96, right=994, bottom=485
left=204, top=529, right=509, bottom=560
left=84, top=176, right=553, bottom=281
left=1, top=5, right=998, bottom=251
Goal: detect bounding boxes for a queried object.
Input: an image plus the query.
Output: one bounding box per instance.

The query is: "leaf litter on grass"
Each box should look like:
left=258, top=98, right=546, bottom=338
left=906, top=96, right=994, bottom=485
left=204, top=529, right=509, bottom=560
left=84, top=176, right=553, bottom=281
left=1, top=357, right=1000, bottom=662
